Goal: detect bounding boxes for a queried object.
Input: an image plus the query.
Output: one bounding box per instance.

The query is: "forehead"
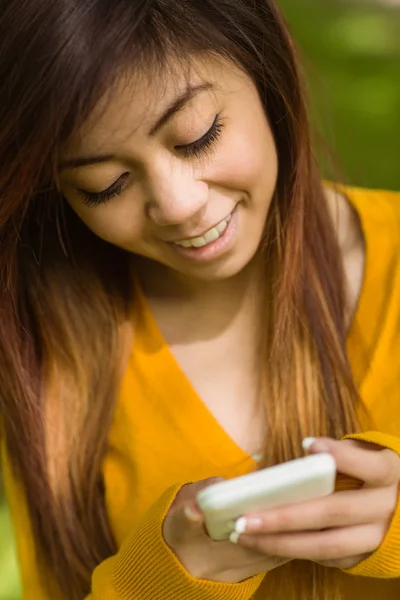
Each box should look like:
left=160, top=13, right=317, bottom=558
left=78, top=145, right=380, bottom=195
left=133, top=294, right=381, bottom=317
left=65, top=57, right=228, bottom=156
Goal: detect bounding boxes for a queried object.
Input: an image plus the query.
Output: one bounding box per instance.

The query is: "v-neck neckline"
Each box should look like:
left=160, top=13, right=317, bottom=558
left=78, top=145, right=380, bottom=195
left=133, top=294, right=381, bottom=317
left=132, top=185, right=387, bottom=466
left=133, top=281, right=258, bottom=474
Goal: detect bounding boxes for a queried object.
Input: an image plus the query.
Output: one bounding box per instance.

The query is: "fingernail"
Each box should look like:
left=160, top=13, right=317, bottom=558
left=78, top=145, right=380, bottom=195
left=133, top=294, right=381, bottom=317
left=229, top=531, right=240, bottom=544
left=312, top=441, right=330, bottom=453
left=184, top=505, right=200, bottom=522
left=235, top=517, right=247, bottom=534
left=302, top=437, right=317, bottom=452
left=235, top=516, right=263, bottom=533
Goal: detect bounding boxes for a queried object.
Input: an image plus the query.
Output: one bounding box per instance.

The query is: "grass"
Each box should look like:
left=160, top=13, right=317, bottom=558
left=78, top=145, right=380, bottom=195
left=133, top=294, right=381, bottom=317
left=0, top=2, right=399, bottom=599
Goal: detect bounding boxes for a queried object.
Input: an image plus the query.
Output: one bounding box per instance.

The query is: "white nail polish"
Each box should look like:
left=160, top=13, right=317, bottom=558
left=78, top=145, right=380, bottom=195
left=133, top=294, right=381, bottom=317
left=235, top=517, right=247, bottom=534
left=229, top=531, right=240, bottom=544
left=302, top=437, right=317, bottom=451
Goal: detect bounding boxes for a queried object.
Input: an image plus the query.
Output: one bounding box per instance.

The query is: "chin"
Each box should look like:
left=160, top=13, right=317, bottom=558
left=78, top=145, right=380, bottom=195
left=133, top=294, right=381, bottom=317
left=177, top=248, right=260, bottom=283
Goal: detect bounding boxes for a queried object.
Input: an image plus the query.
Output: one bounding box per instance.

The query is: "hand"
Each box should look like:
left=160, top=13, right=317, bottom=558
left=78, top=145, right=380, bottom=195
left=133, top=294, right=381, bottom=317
left=230, top=438, right=400, bottom=570
left=162, top=477, right=290, bottom=583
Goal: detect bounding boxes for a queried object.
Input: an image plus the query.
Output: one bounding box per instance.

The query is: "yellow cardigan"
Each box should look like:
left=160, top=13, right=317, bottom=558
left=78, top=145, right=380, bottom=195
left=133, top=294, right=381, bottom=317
left=2, top=186, right=400, bottom=599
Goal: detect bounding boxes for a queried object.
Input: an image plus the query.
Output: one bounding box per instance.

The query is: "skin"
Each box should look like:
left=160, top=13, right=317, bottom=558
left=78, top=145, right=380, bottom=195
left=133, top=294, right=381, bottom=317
left=60, top=58, right=277, bottom=284
left=60, top=58, right=278, bottom=457
left=165, top=439, right=400, bottom=582
left=59, top=57, right=400, bottom=582
left=233, top=439, right=400, bottom=570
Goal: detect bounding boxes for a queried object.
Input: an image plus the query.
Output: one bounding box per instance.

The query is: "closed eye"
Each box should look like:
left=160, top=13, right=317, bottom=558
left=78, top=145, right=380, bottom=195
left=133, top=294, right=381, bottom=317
left=78, top=172, right=130, bottom=208
left=77, top=114, right=224, bottom=208
left=176, top=114, right=224, bottom=159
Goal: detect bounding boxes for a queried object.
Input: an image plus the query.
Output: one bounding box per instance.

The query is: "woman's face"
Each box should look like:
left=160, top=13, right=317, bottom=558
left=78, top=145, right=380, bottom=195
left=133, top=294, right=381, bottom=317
left=59, top=58, right=278, bottom=282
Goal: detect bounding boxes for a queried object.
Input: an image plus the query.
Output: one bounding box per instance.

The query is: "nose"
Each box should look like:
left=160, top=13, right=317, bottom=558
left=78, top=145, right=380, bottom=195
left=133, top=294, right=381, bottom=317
left=146, top=162, right=208, bottom=227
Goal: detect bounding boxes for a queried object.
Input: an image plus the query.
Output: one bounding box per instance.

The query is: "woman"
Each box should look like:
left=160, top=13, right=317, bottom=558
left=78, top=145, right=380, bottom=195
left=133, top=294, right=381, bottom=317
left=0, top=0, right=399, bottom=599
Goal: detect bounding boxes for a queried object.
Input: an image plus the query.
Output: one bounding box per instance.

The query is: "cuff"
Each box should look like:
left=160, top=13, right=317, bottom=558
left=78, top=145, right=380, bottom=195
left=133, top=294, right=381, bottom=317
left=342, top=431, right=400, bottom=578
left=113, top=482, right=265, bottom=599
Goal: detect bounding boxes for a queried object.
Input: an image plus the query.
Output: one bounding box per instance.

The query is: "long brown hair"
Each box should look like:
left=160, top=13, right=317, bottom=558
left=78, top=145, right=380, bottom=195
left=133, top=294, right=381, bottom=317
left=0, top=1, right=361, bottom=598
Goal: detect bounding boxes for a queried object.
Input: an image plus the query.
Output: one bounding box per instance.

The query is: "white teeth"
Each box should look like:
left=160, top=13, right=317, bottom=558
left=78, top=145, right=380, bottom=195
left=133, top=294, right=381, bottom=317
left=191, top=236, right=207, bottom=248
left=216, top=220, right=228, bottom=235
left=204, top=227, right=220, bottom=244
left=174, top=213, right=232, bottom=249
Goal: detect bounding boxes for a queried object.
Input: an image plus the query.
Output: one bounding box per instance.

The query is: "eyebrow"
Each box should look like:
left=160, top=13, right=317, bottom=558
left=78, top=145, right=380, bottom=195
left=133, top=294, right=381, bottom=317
left=58, top=82, right=213, bottom=171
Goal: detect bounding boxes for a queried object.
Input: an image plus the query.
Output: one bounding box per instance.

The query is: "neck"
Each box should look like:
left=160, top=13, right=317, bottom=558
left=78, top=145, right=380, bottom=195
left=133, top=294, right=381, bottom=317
left=137, top=252, right=263, bottom=305
left=136, top=253, right=266, bottom=344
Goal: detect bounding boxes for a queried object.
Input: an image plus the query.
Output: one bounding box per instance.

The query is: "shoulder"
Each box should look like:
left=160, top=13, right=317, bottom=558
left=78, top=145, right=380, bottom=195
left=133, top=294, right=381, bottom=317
left=342, top=185, right=400, bottom=239
left=340, top=187, right=400, bottom=402
left=324, top=183, right=400, bottom=324
left=325, top=183, right=400, bottom=252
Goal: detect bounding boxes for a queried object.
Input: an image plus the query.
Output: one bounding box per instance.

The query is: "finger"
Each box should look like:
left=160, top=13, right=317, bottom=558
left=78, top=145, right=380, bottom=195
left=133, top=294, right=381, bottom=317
left=236, top=524, right=385, bottom=562
left=317, top=554, right=371, bottom=570
left=162, top=500, right=204, bottom=549
left=309, top=438, right=400, bottom=487
left=237, top=486, right=396, bottom=534
left=166, top=477, right=224, bottom=540
left=169, top=477, right=224, bottom=516
left=164, top=500, right=204, bottom=542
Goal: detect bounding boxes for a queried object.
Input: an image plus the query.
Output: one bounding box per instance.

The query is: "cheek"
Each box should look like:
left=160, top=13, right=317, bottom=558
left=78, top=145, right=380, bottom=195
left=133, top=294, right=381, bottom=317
left=68, top=200, right=146, bottom=250
left=210, top=120, right=278, bottom=196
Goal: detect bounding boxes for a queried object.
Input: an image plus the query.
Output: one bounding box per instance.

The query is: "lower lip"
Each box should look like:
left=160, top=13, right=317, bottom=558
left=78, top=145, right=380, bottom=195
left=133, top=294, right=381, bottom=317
left=168, top=208, right=238, bottom=263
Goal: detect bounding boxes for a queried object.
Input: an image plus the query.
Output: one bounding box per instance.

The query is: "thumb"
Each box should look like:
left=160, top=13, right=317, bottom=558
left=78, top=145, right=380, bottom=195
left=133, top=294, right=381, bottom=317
left=168, top=477, right=224, bottom=530
left=169, top=476, right=224, bottom=512
left=182, top=502, right=204, bottom=525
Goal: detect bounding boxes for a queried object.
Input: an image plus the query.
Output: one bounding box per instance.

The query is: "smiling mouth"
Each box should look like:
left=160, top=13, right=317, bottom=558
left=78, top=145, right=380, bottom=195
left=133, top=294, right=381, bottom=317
left=172, top=213, right=233, bottom=249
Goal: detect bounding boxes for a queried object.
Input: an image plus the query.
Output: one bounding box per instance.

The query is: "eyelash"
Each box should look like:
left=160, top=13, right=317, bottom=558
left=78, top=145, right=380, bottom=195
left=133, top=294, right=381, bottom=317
left=80, top=114, right=225, bottom=208
left=177, top=113, right=224, bottom=159
left=80, top=173, right=129, bottom=208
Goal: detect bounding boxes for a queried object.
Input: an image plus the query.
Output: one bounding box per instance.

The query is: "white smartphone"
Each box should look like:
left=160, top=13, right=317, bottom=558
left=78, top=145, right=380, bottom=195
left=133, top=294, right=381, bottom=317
left=196, top=453, right=336, bottom=540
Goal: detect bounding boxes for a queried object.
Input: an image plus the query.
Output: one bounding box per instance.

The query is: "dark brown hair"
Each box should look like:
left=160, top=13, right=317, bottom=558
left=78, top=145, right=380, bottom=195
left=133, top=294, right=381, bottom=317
left=0, top=1, right=361, bottom=598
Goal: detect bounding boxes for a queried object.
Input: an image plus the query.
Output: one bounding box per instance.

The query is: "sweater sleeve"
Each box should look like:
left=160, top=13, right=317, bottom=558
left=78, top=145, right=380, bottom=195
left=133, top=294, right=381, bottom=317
left=88, top=482, right=265, bottom=600
left=1, top=446, right=264, bottom=600
left=341, top=431, right=400, bottom=579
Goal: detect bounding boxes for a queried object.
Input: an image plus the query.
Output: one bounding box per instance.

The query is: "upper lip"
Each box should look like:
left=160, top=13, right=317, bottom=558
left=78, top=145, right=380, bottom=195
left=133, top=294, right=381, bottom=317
left=162, top=209, right=234, bottom=244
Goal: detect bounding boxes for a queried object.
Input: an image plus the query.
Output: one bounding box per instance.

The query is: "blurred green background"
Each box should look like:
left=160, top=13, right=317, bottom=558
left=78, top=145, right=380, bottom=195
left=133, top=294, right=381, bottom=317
left=0, top=1, right=399, bottom=598
left=280, top=0, right=399, bottom=190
